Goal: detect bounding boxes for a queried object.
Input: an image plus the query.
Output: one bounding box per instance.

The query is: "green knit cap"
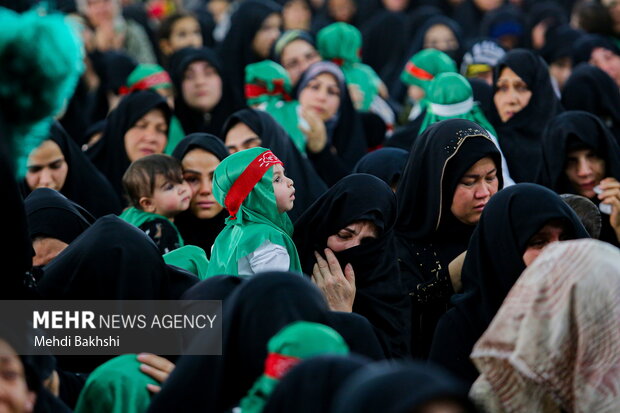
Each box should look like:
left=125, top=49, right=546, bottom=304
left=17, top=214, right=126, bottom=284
left=163, top=245, right=209, bottom=279
left=245, top=60, right=293, bottom=106
left=124, top=64, right=172, bottom=93
left=74, top=354, right=158, bottom=413
left=317, top=22, right=362, bottom=65
left=419, top=72, right=497, bottom=136
left=400, top=48, right=457, bottom=92
left=240, top=321, right=349, bottom=413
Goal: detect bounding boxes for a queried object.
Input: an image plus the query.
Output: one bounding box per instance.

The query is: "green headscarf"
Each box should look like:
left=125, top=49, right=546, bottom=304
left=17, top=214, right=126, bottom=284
left=119, top=207, right=184, bottom=248
left=206, top=147, right=302, bottom=277
left=163, top=245, right=208, bottom=279
left=120, top=64, right=184, bottom=154
left=400, top=48, right=457, bottom=93
left=419, top=72, right=497, bottom=136
left=74, top=354, right=158, bottom=413
left=240, top=321, right=349, bottom=413
left=244, top=61, right=306, bottom=153
left=317, top=22, right=381, bottom=112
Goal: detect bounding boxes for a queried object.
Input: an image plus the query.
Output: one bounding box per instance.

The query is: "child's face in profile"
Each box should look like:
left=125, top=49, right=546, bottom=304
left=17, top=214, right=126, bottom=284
left=146, top=175, right=191, bottom=218
left=272, top=164, right=295, bottom=213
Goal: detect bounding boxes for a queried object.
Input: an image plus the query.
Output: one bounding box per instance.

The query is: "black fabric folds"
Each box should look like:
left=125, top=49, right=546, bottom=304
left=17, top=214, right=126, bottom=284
left=222, top=108, right=327, bottom=220
left=490, top=48, right=562, bottom=182
left=353, top=147, right=409, bottom=189
left=262, top=355, right=370, bottom=413
left=561, top=63, right=620, bottom=142
left=86, top=91, right=172, bottom=204
left=169, top=47, right=241, bottom=136
left=171, top=133, right=230, bottom=256
left=20, top=122, right=121, bottom=217
left=147, top=272, right=330, bottom=413
left=294, top=174, right=411, bottom=358
left=24, top=188, right=94, bottom=245
left=430, top=183, right=589, bottom=384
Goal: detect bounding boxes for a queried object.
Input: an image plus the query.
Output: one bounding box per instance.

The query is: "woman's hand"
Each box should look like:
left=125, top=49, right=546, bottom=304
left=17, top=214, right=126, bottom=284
left=300, top=108, right=328, bottom=154
left=598, top=177, right=620, bottom=242
left=312, top=249, right=356, bottom=312
left=137, top=353, right=175, bottom=394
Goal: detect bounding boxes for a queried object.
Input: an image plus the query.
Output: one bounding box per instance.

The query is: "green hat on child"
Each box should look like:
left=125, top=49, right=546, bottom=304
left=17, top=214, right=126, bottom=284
left=245, top=60, right=293, bottom=106
left=400, top=49, right=457, bottom=92
left=317, top=22, right=362, bottom=65
left=121, top=64, right=172, bottom=95
left=240, top=321, right=349, bottom=413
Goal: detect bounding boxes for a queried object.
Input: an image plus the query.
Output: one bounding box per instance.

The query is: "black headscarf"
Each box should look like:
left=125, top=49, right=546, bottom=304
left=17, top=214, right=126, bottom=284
left=490, top=48, right=562, bottom=183
left=539, top=24, right=583, bottom=65
left=294, top=174, right=411, bottom=358
left=395, top=119, right=503, bottom=266
left=20, top=122, right=121, bottom=217
left=147, top=272, right=330, bottom=413
left=332, top=361, right=476, bottom=413
left=479, top=5, right=526, bottom=50
left=524, top=1, right=567, bottom=49
left=430, top=184, right=589, bottom=383
left=537, top=111, right=620, bottom=246
left=561, top=63, right=620, bottom=142
left=168, top=47, right=241, bottom=136
left=325, top=312, right=386, bottom=360
left=572, top=34, right=620, bottom=66
left=87, top=90, right=172, bottom=204
left=222, top=109, right=328, bottom=220
left=296, top=62, right=367, bottom=185
left=37, top=215, right=197, bottom=300
left=24, top=188, right=94, bottom=245
left=262, top=355, right=370, bottom=413
left=353, top=147, right=409, bottom=189
left=171, top=133, right=229, bottom=257
left=217, top=0, right=282, bottom=104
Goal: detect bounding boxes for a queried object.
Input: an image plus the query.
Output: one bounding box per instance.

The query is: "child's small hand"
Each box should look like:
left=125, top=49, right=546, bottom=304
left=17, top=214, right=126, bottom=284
left=311, top=249, right=356, bottom=312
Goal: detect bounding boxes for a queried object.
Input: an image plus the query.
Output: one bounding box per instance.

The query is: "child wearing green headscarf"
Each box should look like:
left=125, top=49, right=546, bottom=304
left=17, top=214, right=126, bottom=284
left=240, top=321, right=349, bottom=413
left=400, top=49, right=457, bottom=122
left=245, top=61, right=307, bottom=154
left=206, top=147, right=302, bottom=277
left=120, top=64, right=185, bottom=154
left=419, top=72, right=515, bottom=186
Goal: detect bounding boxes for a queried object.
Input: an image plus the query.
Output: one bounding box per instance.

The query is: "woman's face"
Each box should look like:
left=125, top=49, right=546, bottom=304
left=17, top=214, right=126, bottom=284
left=224, top=122, right=263, bottom=154
left=283, top=0, right=312, bottom=30
left=382, top=0, right=409, bottom=12
left=451, top=157, right=499, bottom=225
left=423, top=24, right=458, bottom=52
left=182, top=60, right=223, bottom=114
left=182, top=148, right=224, bottom=219
left=328, top=0, right=356, bottom=22
left=326, top=220, right=379, bottom=252
left=280, top=40, right=321, bottom=85
left=299, top=72, right=341, bottom=121
left=252, top=13, right=282, bottom=59
left=0, top=339, right=35, bottom=413
left=124, top=108, right=168, bottom=162
left=473, top=0, right=502, bottom=12
left=522, top=219, right=567, bottom=266
left=25, top=140, right=69, bottom=191
left=564, top=148, right=606, bottom=198
left=161, top=17, right=203, bottom=55
left=494, top=67, right=532, bottom=123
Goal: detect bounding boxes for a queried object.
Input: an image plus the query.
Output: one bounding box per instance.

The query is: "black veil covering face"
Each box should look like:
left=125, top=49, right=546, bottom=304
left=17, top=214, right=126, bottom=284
left=394, top=119, right=503, bottom=358
left=20, top=122, right=121, bottom=217
left=562, top=63, right=620, bottom=142
left=25, top=188, right=95, bottom=246
left=169, top=47, right=241, bottom=136
left=171, top=133, right=229, bottom=257
left=537, top=111, right=620, bottom=246
left=147, top=272, right=330, bottom=413
left=87, top=91, right=172, bottom=204
left=332, top=361, right=476, bottom=413
left=490, top=48, right=562, bottom=183
left=262, top=355, right=370, bottom=413
left=294, top=174, right=411, bottom=358
left=217, top=0, right=282, bottom=104
left=430, top=183, right=589, bottom=384
left=222, top=109, right=328, bottom=221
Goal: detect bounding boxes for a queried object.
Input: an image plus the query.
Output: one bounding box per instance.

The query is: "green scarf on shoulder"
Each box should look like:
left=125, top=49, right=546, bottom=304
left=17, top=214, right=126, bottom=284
left=74, top=354, right=158, bottom=413
left=317, top=22, right=381, bottom=112
left=206, top=147, right=302, bottom=277
left=119, top=206, right=184, bottom=247
left=419, top=72, right=497, bottom=136
left=240, top=321, right=349, bottom=413
left=163, top=245, right=209, bottom=279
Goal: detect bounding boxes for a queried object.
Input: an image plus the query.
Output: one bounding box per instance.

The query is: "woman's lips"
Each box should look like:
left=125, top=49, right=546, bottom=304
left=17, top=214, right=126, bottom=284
left=197, top=201, right=215, bottom=209
left=473, top=203, right=486, bottom=211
